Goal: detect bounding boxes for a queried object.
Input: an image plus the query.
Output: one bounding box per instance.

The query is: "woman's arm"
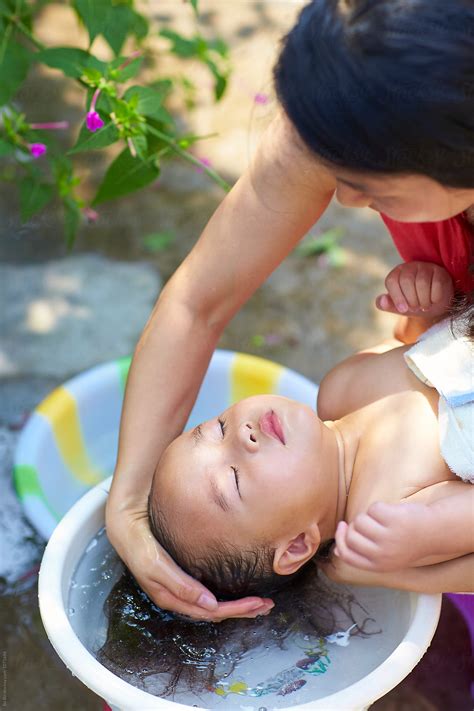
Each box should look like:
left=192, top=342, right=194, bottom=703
left=322, top=551, right=474, bottom=594
left=106, top=113, right=336, bottom=618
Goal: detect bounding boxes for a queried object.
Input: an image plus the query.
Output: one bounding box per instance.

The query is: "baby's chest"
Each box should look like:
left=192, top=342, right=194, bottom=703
left=347, top=396, right=452, bottom=517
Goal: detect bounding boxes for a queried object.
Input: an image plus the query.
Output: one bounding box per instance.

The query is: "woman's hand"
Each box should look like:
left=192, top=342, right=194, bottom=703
left=376, top=261, right=454, bottom=319
left=105, top=499, right=275, bottom=621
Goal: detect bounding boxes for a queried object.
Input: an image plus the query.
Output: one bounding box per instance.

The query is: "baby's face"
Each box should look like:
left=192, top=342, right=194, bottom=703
left=152, top=395, right=324, bottom=552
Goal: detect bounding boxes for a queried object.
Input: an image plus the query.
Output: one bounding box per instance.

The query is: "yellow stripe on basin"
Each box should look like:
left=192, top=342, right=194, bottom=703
left=36, top=387, right=102, bottom=486
left=230, top=353, right=283, bottom=403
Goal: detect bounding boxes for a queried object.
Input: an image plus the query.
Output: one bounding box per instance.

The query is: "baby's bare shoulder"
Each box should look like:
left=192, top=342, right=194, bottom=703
left=317, top=343, right=416, bottom=420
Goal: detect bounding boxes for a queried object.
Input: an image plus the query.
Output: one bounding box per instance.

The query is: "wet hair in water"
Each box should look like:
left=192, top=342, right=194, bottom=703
left=274, top=0, right=474, bottom=188
left=97, top=564, right=377, bottom=698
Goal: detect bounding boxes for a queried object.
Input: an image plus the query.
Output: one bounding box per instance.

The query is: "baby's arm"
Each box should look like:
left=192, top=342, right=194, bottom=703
left=335, top=483, right=474, bottom=572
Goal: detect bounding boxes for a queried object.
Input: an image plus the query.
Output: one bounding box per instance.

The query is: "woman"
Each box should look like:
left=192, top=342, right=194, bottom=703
left=106, top=0, right=474, bottom=620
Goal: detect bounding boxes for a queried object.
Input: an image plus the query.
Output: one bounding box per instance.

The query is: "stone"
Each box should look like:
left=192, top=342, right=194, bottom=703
left=0, top=254, right=161, bottom=378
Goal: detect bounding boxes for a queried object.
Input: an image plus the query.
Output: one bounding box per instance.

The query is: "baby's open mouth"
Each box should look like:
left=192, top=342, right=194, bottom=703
left=259, top=410, right=285, bottom=444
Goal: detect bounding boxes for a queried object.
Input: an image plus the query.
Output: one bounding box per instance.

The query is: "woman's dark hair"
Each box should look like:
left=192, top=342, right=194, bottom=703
left=274, top=0, right=474, bottom=188
left=98, top=566, right=376, bottom=698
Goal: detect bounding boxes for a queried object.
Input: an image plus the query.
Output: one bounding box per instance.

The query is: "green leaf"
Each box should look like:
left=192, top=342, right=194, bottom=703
left=19, top=178, right=54, bottom=221
left=208, top=38, right=229, bottom=58
left=250, top=334, right=264, bottom=348
left=124, top=86, right=172, bottom=123
left=0, top=41, right=31, bottom=104
left=108, top=56, right=143, bottom=82
left=73, top=0, right=110, bottom=44
left=187, top=0, right=199, bottom=16
left=0, top=138, right=14, bottom=156
left=102, top=6, right=148, bottom=56
left=142, top=231, right=175, bottom=253
left=63, top=198, right=81, bottom=249
left=206, top=58, right=228, bottom=101
left=130, top=133, right=147, bottom=161
left=102, top=6, right=131, bottom=55
left=327, top=246, right=346, bottom=268
left=130, top=9, right=149, bottom=40
left=93, top=148, right=159, bottom=205
left=36, top=47, right=105, bottom=79
left=159, top=29, right=198, bottom=59
left=150, top=79, right=173, bottom=99
left=295, top=227, right=345, bottom=257
left=81, top=66, right=102, bottom=84
left=69, top=121, right=119, bottom=154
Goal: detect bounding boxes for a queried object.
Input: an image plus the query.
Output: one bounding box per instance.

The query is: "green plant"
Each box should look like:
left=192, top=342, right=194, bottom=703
left=0, top=0, right=231, bottom=246
left=295, top=227, right=346, bottom=267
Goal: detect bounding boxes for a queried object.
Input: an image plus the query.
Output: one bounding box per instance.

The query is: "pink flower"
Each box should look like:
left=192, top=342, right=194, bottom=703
left=86, top=110, right=104, bottom=132
left=86, top=88, right=105, bottom=132
left=195, top=156, right=212, bottom=174
left=83, top=207, right=99, bottom=223
left=265, top=333, right=283, bottom=346
left=29, top=143, right=47, bottom=158
left=254, top=92, right=269, bottom=105
left=317, top=254, right=330, bottom=270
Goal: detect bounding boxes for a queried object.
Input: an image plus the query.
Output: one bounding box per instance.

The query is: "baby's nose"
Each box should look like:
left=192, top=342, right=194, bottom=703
left=239, top=422, right=259, bottom=452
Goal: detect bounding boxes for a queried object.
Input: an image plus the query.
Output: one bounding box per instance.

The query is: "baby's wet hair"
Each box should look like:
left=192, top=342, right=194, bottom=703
left=147, top=489, right=300, bottom=599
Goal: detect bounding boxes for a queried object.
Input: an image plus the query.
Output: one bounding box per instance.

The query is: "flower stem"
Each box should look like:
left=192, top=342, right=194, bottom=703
left=146, top=125, right=230, bottom=192
left=30, top=121, right=70, bottom=130
left=3, top=13, right=45, bottom=51
left=90, top=88, right=101, bottom=112
left=118, top=51, right=141, bottom=71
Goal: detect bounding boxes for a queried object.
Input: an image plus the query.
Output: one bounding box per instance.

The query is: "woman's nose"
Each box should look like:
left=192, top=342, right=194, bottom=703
left=335, top=184, right=371, bottom=208
left=238, top=422, right=259, bottom=453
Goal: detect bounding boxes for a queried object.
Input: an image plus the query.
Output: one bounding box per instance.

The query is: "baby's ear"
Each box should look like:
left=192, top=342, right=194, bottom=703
left=273, top=523, right=320, bottom=576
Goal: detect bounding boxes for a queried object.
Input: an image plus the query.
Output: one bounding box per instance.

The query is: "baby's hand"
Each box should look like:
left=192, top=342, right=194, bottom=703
left=376, top=261, right=454, bottom=319
left=334, top=501, right=432, bottom=572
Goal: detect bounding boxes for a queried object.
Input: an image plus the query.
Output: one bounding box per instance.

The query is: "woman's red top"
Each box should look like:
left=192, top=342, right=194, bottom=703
left=381, top=212, right=473, bottom=294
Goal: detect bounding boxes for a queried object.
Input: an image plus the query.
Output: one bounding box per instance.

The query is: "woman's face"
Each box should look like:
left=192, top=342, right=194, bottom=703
left=332, top=168, right=474, bottom=222
left=152, top=395, right=324, bottom=551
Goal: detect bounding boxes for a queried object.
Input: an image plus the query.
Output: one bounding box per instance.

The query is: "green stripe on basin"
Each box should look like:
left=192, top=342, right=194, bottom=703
left=117, top=356, right=132, bottom=393
left=14, top=464, right=61, bottom=522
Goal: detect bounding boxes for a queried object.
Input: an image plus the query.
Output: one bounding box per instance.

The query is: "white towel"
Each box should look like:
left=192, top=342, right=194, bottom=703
left=404, top=318, right=474, bottom=483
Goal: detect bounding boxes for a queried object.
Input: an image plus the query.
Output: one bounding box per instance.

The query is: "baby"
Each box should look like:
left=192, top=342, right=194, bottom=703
left=147, top=317, right=473, bottom=598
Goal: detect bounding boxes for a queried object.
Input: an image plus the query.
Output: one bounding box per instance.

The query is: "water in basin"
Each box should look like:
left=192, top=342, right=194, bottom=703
left=69, top=527, right=412, bottom=709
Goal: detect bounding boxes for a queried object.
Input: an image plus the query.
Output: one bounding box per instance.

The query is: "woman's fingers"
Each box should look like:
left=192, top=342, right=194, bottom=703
left=143, top=581, right=274, bottom=621
left=213, top=598, right=275, bottom=621
left=133, top=536, right=220, bottom=611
